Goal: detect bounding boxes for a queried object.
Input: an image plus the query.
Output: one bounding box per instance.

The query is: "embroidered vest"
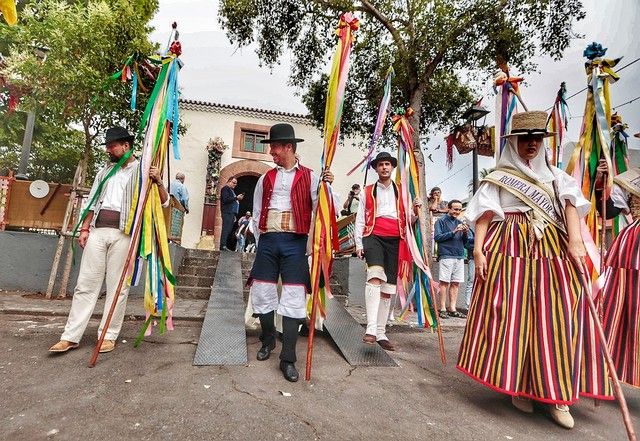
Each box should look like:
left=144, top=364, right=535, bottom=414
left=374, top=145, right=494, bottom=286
left=258, top=165, right=313, bottom=234
left=362, top=182, right=406, bottom=239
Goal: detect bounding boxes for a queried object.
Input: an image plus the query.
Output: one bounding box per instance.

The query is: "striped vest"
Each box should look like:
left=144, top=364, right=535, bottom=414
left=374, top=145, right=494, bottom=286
left=362, top=181, right=406, bottom=239
left=258, top=165, right=313, bottom=234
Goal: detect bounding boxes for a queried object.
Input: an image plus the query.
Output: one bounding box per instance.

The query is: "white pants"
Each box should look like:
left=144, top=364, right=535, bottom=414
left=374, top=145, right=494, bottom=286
left=250, top=280, right=307, bottom=319
left=61, top=227, right=131, bottom=343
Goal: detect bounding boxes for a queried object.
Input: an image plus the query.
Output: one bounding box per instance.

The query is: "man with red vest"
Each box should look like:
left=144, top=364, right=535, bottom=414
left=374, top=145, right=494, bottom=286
left=249, top=123, right=333, bottom=382
left=354, top=151, right=421, bottom=350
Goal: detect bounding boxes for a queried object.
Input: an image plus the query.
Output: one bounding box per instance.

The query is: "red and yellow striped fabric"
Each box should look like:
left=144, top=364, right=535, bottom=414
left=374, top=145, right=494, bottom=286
left=603, top=218, right=640, bottom=387
left=457, top=213, right=613, bottom=404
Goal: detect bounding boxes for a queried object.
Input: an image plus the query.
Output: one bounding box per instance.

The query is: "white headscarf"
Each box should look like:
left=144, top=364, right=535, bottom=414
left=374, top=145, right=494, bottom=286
left=497, top=136, right=557, bottom=184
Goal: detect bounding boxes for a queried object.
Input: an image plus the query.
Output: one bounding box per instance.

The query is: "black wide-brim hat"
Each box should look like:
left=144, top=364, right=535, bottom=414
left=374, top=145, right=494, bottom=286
left=103, top=126, right=135, bottom=145
left=370, top=151, right=397, bottom=169
left=260, top=123, right=304, bottom=144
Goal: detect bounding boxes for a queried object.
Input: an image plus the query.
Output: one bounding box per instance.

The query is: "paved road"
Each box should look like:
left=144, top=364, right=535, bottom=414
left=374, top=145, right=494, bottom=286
left=1, top=312, right=636, bottom=440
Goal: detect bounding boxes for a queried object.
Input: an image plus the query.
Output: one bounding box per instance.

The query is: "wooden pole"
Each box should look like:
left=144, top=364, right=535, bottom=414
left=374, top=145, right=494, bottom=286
left=595, top=173, right=608, bottom=408
left=577, top=269, right=637, bottom=441
left=58, top=193, right=81, bottom=298
left=305, top=270, right=321, bottom=381
left=46, top=163, right=82, bottom=299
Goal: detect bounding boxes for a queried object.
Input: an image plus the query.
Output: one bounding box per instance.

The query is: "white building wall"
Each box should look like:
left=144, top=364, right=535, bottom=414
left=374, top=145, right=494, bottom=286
left=173, top=101, right=367, bottom=248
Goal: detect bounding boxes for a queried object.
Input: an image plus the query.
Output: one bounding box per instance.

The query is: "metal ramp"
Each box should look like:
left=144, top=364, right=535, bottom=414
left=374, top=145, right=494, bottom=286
left=193, top=252, right=247, bottom=366
left=324, top=297, right=397, bottom=367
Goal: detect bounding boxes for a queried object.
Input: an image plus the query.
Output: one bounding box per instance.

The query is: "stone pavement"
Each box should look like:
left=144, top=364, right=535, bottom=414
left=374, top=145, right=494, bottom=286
left=1, top=298, right=638, bottom=440
left=0, top=290, right=207, bottom=322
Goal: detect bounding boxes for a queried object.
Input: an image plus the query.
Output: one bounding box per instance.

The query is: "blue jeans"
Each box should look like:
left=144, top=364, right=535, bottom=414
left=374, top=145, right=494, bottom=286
left=236, top=234, right=246, bottom=252
left=465, top=259, right=475, bottom=308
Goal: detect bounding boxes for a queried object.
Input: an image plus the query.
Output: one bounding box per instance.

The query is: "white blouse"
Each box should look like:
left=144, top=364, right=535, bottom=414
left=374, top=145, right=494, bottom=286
left=464, top=169, right=591, bottom=225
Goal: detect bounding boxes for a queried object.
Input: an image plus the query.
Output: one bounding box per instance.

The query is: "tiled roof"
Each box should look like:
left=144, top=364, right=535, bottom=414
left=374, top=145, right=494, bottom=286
left=179, top=99, right=311, bottom=124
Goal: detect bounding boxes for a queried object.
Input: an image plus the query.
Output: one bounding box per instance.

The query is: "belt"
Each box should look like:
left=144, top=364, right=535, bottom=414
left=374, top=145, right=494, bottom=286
left=95, top=209, right=120, bottom=229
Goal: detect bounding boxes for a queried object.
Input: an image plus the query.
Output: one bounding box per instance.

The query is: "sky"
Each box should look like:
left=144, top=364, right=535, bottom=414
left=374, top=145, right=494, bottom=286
left=150, top=0, right=640, bottom=201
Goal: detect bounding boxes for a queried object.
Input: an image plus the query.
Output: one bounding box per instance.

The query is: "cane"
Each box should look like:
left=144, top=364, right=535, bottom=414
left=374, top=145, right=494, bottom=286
left=576, top=265, right=637, bottom=441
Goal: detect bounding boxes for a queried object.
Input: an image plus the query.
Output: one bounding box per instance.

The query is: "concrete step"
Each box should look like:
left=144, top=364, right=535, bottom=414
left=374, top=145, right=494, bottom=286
left=177, top=274, right=214, bottom=287
left=186, top=249, right=220, bottom=259
left=175, top=286, right=211, bottom=299
left=182, top=256, right=216, bottom=267
left=180, top=265, right=216, bottom=276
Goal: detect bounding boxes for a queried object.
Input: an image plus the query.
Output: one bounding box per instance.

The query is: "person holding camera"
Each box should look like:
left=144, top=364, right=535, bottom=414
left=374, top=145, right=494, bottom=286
left=434, top=199, right=469, bottom=319
left=341, top=183, right=361, bottom=216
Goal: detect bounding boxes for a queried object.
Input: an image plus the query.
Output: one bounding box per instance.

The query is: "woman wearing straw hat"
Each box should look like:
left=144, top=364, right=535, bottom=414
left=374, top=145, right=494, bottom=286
left=457, top=111, right=613, bottom=429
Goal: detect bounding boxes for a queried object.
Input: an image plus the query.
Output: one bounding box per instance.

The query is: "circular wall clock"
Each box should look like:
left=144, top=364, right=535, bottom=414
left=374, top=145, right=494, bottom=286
left=29, top=180, right=50, bottom=199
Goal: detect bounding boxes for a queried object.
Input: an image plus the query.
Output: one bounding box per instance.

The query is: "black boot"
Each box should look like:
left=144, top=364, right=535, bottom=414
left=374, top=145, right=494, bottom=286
left=257, top=311, right=276, bottom=361
left=279, top=316, right=301, bottom=382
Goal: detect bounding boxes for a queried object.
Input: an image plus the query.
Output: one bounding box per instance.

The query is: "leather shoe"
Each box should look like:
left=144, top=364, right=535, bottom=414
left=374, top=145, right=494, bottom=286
left=362, top=333, right=376, bottom=344
left=511, top=396, right=533, bottom=413
left=99, top=339, right=116, bottom=353
left=49, top=340, right=79, bottom=353
left=280, top=361, right=299, bottom=382
left=256, top=341, right=275, bottom=361
left=549, top=404, right=574, bottom=429
left=377, top=339, right=396, bottom=351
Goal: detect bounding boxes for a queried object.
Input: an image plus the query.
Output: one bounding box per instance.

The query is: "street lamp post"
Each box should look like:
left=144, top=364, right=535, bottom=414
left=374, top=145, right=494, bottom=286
left=461, top=105, right=490, bottom=194
left=14, top=45, right=49, bottom=181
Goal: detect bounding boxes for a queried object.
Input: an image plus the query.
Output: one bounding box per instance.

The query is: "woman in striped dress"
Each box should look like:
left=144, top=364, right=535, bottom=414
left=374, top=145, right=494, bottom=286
left=597, top=160, right=640, bottom=388
left=457, top=111, right=613, bottom=429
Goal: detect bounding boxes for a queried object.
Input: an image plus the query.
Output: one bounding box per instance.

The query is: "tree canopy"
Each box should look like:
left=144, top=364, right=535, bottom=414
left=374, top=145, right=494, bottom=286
left=0, top=0, right=159, bottom=183
left=219, top=0, right=585, bottom=179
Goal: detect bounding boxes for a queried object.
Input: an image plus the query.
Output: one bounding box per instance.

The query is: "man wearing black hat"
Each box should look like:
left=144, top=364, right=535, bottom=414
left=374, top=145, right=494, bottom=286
left=354, top=151, right=421, bottom=350
left=248, top=123, right=333, bottom=382
left=49, top=126, right=169, bottom=354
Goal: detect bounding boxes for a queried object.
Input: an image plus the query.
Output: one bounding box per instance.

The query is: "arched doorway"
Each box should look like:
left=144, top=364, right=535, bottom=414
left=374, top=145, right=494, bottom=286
left=213, top=159, right=271, bottom=248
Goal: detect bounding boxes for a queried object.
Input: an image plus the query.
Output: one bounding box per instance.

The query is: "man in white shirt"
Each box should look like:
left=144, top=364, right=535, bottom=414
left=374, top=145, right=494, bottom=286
left=49, top=127, right=169, bottom=354
left=249, top=123, right=333, bottom=382
left=354, top=151, right=421, bottom=350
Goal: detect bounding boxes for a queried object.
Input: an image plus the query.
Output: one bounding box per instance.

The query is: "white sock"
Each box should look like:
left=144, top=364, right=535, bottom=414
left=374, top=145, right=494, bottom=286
left=376, top=296, right=391, bottom=341
left=364, top=282, right=381, bottom=336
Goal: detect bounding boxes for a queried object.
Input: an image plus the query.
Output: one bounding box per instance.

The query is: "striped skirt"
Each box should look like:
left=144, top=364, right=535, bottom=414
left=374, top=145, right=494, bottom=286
left=603, top=218, right=640, bottom=387
left=457, top=213, right=613, bottom=404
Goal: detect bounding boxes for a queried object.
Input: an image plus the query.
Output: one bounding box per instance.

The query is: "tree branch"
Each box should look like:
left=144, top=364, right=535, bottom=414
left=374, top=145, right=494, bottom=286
left=358, top=0, right=407, bottom=54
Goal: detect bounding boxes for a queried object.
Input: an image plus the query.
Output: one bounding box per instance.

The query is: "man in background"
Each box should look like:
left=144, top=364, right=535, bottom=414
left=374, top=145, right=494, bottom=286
left=170, top=172, right=189, bottom=213
left=434, top=199, right=469, bottom=319
left=220, top=176, right=244, bottom=251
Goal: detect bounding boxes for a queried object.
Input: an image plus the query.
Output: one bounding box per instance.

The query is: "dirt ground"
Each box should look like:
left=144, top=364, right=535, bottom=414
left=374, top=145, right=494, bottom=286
left=1, top=311, right=637, bottom=441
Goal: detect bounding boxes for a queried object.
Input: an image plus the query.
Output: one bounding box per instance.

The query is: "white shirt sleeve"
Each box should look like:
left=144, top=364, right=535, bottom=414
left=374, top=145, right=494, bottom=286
left=354, top=192, right=366, bottom=250
left=463, top=182, right=503, bottom=226
left=611, top=184, right=630, bottom=213
left=252, top=174, right=265, bottom=244
left=310, top=172, right=320, bottom=211
left=555, top=170, right=591, bottom=218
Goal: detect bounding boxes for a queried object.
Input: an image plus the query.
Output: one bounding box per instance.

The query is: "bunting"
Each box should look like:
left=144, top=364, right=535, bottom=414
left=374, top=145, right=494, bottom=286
left=0, top=0, right=17, bottom=26
left=346, top=67, right=394, bottom=176
left=306, top=12, right=359, bottom=380
left=547, top=82, right=569, bottom=167
left=392, top=108, right=446, bottom=363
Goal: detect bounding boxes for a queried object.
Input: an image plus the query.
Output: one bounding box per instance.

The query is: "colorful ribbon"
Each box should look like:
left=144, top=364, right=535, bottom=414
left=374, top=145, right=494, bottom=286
left=307, top=12, right=359, bottom=320
left=346, top=67, right=394, bottom=176
left=547, top=82, right=569, bottom=167
left=493, top=67, right=523, bottom=159
left=392, top=108, right=439, bottom=329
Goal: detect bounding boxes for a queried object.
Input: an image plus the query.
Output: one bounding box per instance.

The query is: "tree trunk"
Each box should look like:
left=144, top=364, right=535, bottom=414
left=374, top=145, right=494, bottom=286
left=408, top=87, right=433, bottom=258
